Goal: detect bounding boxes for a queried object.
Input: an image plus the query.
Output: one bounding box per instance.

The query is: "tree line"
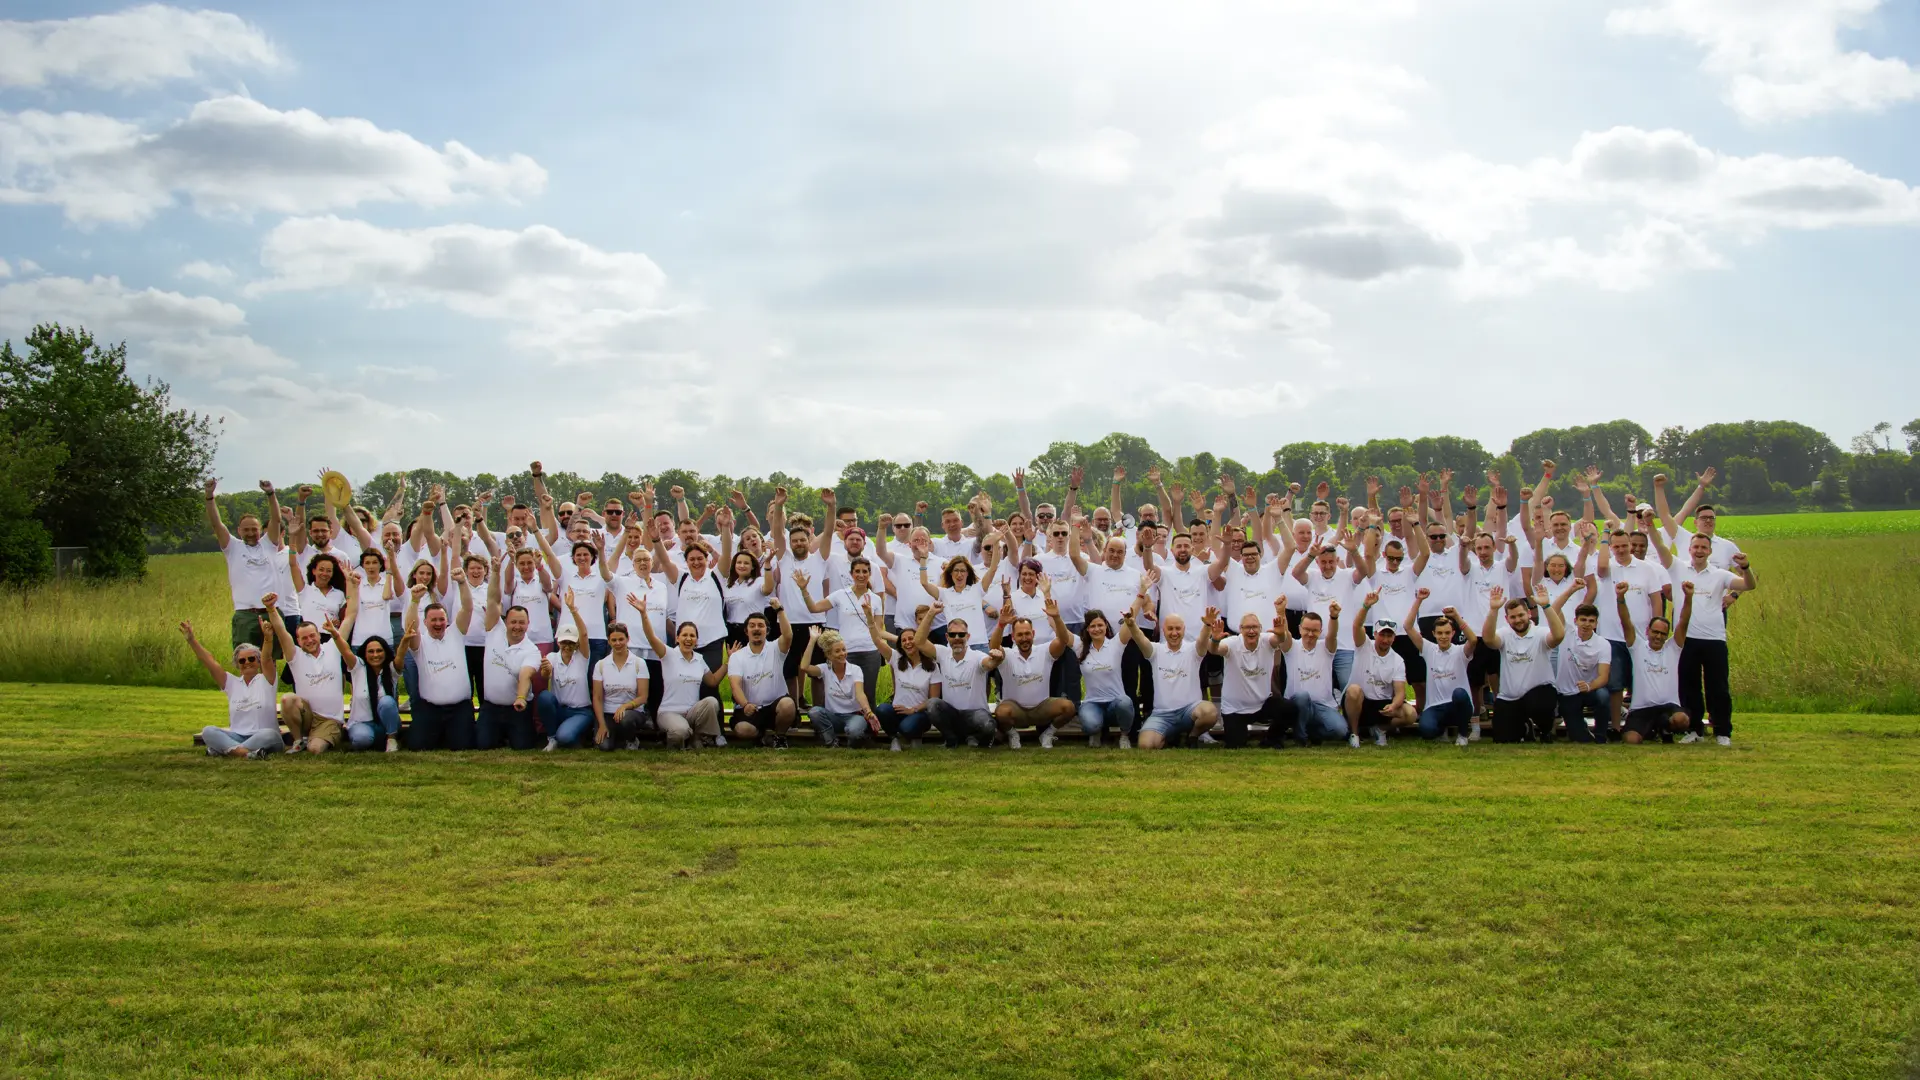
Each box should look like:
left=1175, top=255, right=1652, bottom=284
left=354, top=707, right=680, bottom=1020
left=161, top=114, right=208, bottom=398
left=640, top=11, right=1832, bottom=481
left=2, top=322, right=1916, bottom=583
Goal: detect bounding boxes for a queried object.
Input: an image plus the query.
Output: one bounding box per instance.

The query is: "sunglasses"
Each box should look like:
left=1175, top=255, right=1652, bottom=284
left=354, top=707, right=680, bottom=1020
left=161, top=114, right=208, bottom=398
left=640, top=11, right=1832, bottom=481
left=1428, top=534, right=1447, bottom=541
left=605, top=509, right=623, bottom=515
left=948, top=632, right=969, bottom=640
left=237, top=655, right=261, bottom=664
left=1050, top=532, right=1067, bottom=539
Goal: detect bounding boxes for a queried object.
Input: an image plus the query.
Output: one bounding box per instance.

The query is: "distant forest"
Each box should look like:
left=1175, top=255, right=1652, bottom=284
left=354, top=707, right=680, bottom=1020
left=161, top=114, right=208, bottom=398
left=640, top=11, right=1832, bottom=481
left=174, top=417, right=1920, bottom=554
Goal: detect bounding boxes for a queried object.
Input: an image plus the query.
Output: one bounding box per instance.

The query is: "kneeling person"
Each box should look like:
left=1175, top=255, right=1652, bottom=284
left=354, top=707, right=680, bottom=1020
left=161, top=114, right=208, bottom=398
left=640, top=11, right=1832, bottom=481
left=916, top=604, right=1003, bottom=747
left=1344, top=590, right=1416, bottom=748
left=1127, top=599, right=1220, bottom=750
left=1621, top=580, right=1696, bottom=745
left=990, top=582, right=1076, bottom=749
left=727, top=603, right=797, bottom=747
left=266, top=594, right=348, bottom=754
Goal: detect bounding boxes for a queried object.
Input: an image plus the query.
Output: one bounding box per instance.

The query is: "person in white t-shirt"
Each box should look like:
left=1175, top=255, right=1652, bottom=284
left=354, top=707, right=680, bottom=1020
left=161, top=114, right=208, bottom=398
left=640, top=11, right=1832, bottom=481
left=876, top=613, right=942, bottom=751
left=206, top=478, right=286, bottom=659
left=1126, top=603, right=1220, bottom=750
left=988, top=580, right=1076, bottom=750
left=475, top=569, right=542, bottom=750
left=400, top=576, right=478, bottom=750
left=343, top=631, right=403, bottom=753
left=1276, top=603, right=1345, bottom=745
left=1552, top=597, right=1612, bottom=744
left=915, top=603, right=1005, bottom=747
left=1211, top=608, right=1285, bottom=749
left=799, top=629, right=881, bottom=747
left=794, top=558, right=885, bottom=715
left=1670, top=534, right=1757, bottom=745
left=724, top=550, right=776, bottom=645
left=637, top=600, right=726, bottom=748
left=1480, top=584, right=1566, bottom=743
left=924, top=554, right=995, bottom=650
left=1074, top=608, right=1134, bottom=748
left=534, top=592, right=596, bottom=750
left=1400, top=590, right=1476, bottom=745
left=265, top=596, right=349, bottom=754
left=1345, top=592, right=1416, bottom=748
left=1595, top=527, right=1668, bottom=734
left=729, top=604, right=796, bottom=746
left=184, top=619, right=284, bottom=758
left=1620, top=580, right=1697, bottom=745
left=289, top=551, right=347, bottom=644
left=1655, top=470, right=1745, bottom=570
left=591, top=622, right=649, bottom=751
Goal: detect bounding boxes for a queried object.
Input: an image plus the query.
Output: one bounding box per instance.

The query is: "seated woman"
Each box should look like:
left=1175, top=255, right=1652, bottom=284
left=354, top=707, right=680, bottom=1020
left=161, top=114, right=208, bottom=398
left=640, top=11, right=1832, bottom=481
left=535, top=589, right=596, bottom=750
left=345, top=634, right=403, bottom=752
left=183, top=618, right=283, bottom=758
left=875, top=607, right=940, bottom=752
left=800, top=628, right=882, bottom=748
left=635, top=595, right=725, bottom=748
left=265, top=591, right=350, bottom=754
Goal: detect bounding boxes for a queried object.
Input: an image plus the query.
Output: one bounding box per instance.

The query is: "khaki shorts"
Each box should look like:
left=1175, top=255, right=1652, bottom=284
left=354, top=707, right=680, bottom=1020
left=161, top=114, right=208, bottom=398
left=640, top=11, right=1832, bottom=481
left=306, top=718, right=345, bottom=748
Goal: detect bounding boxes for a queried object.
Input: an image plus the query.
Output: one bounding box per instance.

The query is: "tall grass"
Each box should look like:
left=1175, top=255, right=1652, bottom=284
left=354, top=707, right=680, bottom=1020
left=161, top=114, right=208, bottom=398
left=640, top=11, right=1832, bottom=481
left=2, top=540, right=1916, bottom=711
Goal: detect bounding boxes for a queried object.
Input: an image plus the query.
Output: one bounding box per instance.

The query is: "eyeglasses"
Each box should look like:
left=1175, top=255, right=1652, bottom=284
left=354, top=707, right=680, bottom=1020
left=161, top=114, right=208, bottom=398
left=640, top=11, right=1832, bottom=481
left=948, top=632, right=969, bottom=640
left=237, top=656, right=260, bottom=665
left=1050, top=532, right=1067, bottom=539
left=605, top=509, right=623, bottom=515
left=1428, top=533, right=1447, bottom=541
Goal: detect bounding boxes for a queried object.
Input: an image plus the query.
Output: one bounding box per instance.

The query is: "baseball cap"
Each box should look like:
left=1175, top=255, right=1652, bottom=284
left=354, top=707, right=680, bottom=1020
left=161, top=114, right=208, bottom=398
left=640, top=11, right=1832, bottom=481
left=1372, top=620, right=1400, bottom=636
left=1633, top=502, right=1653, bottom=513
left=555, top=622, right=580, bottom=643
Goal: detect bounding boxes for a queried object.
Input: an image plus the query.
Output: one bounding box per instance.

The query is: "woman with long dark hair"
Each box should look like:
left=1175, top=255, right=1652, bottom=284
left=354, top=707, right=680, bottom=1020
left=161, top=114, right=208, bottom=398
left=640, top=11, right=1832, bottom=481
left=345, top=635, right=403, bottom=752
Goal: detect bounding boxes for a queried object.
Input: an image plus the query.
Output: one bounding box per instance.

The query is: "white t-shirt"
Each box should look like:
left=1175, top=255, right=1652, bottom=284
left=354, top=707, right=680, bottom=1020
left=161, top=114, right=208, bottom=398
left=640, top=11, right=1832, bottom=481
left=938, top=584, right=988, bottom=641
left=777, top=551, right=829, bottom=625
left=1001, top=643, right=1060, bottom=708
left=1421, top=640, right=1472, bottom=705
left=1149, top=641, right=1203, bottom=713
left=351, top=577, right=392, bottom=648
left=609, top=572, right=674, bottom=660
left=1007, top=586, right=1052, bottom=645
left=222, top=538, right=281, bottom=610
left=223, top=672, right=279, bottom=733
left=1416, top=544, right=1466, bottom=617
left=657, top=648, right=710, bottom=714
left=673, top=569, right=728, bottom=647
left=889, top=659, right=939, bottom=711
left=1219, top=560, right=1285, bottom=627
left=1157, top=560, right=1211, bottom=634
left=1669, top=563, right=1739, bottom=642
left=593, top=652, right=644, bottom=712
left=1552, top=631, right=1611, bottom=695
left=1079, top=637, right=1128, bottom=704
left=1669, top=526, right=1743, bottom=570
left=1597, top=557, right=1665, bottom=643
left=1352, top=644, right=1406, bottom=702
left=1495, top=625, right=1555, bottom=699
left=723, top=574, right=770, bottom=624
left=296, top=585, right=346, bottom=631
left=503, top=569, right=554, bottom=645
left=349, top=661, right=397, bottom=725
left=1082, top=563, right=1145, bottom=625
left=1367, top=563, right=1419, bottom=625
left=413, top=628, right=471, bottom=706
left=1220, top=635, right=1277, bottom=715
left=820, top=661, right=863, bottom=714
left=286, top=639, right=346, bottom=721
left=1461, top=558, right=1509, bottom=637
left=728, top=642, right=788, bottom=707
left=887, top=550, right=938, bottom=626
left=481, top=626, right=541, bottom=706
left=562, top=568, right=610, bottom=640
left=1300, top=566, right=1362, bottom=642
left=1283, top=642, right=1337, bottom=706
left=1631, top=641, right=1681, bottom=708
left=389, top=541, right=427, bottom=614
left=548, top=646, right=592, bottom=709
left=929, top=535, right=974, bottom=561
left=936, top=648, right=992, bottom=711
left=1035, top=551, right=1086, bottom=623
left=827, top=588, right=882, bottom=652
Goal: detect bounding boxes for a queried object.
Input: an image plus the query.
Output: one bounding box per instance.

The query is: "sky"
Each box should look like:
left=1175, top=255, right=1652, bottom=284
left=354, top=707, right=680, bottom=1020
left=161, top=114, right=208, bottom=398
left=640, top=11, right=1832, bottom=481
left=2, top=0, right=1917, bottom=486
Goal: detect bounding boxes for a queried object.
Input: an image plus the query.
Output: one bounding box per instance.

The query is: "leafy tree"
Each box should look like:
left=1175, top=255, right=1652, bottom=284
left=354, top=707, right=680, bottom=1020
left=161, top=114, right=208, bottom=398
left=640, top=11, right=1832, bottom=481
left=1904, top=419, right=1920, bottom=454
left=0, top=325, right=216, bottom=579
left=0, top=427, right=66, bottom=583
left=1847, top=450, right=1912, bottom=507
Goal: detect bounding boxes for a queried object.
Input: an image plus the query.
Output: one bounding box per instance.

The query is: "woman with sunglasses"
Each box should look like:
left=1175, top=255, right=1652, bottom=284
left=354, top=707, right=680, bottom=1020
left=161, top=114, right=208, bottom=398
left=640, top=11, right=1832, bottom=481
left=184, top=618, right=283, bottom=758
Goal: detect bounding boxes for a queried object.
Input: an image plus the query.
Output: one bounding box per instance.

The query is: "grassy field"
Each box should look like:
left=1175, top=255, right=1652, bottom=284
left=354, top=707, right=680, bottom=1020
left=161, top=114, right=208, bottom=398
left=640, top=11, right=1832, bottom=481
left=1709, top=509, right=1920, bottom=540
left=4, top=519, right=1917, bottom=712
left=1, top=683, right=1916, bottom=1079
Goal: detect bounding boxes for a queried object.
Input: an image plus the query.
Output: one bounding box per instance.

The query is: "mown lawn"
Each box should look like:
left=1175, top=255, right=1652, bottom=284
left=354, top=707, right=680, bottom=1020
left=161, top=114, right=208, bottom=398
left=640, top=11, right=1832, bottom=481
left=2, top=683, right=1916, bottom=1079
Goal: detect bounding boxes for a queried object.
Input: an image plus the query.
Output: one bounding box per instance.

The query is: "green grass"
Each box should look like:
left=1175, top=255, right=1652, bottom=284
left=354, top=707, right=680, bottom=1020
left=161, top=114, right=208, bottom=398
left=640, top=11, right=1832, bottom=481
left=1714, top=509, right=1920, bottom=540
left=6, top=538, right=1919, bottom=713
left=2, top=683, right=1916, bottom=1079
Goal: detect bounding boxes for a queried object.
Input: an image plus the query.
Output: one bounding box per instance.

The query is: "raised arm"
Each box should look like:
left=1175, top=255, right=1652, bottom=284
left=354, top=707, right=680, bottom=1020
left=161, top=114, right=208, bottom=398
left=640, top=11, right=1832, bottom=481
left=1402, top=589, right=1428, bottom=650
left=1673, top=581, right=1695, bottom=646
left=1664, top=469, right=1717, bottom=536
left=203, top=479, right=231, bottom=549
left=792, top=569, right=831, bottom=614
left=634, top=593, right=668, bottom=656
left=795, top=624, right=821, bottom=679
left=1535, top=584, right=1565, bottom=647
left=531, top=515, right=562, bottom=578
left=1481, top=587, right=1505, bottom=650
left=484, top=567, right=503, bottom=633
left=1124, top=590, right=1155, bottom=656
left=1613, top=581, right=1636, bottom=648
left=264, top=597, right=296, bottom=659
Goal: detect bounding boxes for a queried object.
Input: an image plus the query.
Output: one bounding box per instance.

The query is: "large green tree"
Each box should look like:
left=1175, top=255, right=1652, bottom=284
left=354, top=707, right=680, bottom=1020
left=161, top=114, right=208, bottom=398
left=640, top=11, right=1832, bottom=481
left=0, top=325, right=216, bottom=579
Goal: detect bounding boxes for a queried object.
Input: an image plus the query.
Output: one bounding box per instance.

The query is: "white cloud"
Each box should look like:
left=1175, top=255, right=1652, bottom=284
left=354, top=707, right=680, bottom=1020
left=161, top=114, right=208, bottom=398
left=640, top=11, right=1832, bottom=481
left=0, top=258, right=9, bottom=278
left=0, top=96, right=546, bottom=225
left=252, top=216, right=693, bottom=362
left=1033, top=127, right=1140, bottom=184
left=0, top=4, right=280, bottom=91
left=0, top=273, right=293, bottom=376
left=1608, top=0, right=1920, bottom=122
left=356, top=363, right=443, bottom=382
left=178, top=260, right=234, bottom=284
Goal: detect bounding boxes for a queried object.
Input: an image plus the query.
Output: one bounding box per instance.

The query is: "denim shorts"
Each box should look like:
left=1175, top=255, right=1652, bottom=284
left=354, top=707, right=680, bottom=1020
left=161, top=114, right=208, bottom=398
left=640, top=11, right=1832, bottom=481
left=1142, top=703, right=1200, bottom=738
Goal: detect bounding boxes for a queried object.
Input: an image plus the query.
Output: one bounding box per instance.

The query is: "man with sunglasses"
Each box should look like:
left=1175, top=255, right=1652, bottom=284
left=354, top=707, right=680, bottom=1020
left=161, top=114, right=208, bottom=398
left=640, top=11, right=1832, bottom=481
left=1035, top=513, right=1089, bottom=703
left=914, top=601, right=1004, bottom=747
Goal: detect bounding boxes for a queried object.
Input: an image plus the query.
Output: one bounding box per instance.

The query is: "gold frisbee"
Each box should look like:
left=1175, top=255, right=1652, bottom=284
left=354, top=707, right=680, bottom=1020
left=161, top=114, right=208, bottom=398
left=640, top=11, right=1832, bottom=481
left=320, top=470, right=354, bottom=511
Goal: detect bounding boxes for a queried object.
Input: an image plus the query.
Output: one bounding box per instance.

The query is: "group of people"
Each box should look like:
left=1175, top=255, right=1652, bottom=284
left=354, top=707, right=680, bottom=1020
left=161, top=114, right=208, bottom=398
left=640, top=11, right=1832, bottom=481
left=188, top=459, right=1757, bottom=758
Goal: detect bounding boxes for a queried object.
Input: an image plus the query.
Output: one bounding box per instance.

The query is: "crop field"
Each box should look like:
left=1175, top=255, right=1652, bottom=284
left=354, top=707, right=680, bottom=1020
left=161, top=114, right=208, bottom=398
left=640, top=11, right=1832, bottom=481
left=1, top=684, right=1917, bottom=1079
left=1706, top=509, right=1920, bottom=540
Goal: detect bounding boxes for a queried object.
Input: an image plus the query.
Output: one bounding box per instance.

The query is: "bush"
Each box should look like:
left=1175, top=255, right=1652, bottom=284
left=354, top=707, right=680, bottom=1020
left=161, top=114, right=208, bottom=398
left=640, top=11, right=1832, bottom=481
left=0, top=515, right=53, bottom=585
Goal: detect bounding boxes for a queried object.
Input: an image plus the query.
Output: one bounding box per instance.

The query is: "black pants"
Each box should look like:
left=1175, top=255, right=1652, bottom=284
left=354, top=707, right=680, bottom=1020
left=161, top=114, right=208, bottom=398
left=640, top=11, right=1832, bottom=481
left=464, top=644, right=485, bottom=703
left=1678, top=639, right=1732, bottom=738
left=1491, top=685, right=1556, bottom=743
left=409, top=697, right=474, bottom=751
left=477, top=700, right=537, bottom=750
left=1050, top=644, right=1082, bottom=704
left=697, top=640, right=727, bottom=704
left=643, top=658, right=665, bottom=717
left=1122, top=628, right=1159, bottom=726
left=1222, top=698, right=1285, bottom=748
left=597, top=709, right=649, bottom=750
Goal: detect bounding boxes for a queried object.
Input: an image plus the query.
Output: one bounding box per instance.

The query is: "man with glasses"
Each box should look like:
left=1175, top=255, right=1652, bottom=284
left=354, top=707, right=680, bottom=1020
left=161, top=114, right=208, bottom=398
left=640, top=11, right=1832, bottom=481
left=914, top=604, right=1004, bottom=747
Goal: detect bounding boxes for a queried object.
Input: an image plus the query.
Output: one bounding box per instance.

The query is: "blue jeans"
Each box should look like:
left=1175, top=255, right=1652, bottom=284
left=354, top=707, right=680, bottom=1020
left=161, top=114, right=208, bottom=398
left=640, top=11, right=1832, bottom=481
left=810, top=707, right=872, bottom=747
left=347, top=697, right=402, bottom=749
left=1332, top=649, right=1354, bottom=695
left=534, top=691, right=594, bottom=747
left=1287, top=693, right=1346, bottom=742
left=201, top=726, right=282, bottom=756
left=1142, top=703, right=1200, bottom=739
left=1418, top=688, right=1475, bottom=739
left=924, top=701, right=996, bottom=747
left=586, top=638, right=611, bottom=676
left=875, top=702, right=934, bottom=739
left=1558, top=687, right=1611, bottom=743
left=1077, top=697, right=1134, bottom=739
left=477, top=700, right=537, bottom=750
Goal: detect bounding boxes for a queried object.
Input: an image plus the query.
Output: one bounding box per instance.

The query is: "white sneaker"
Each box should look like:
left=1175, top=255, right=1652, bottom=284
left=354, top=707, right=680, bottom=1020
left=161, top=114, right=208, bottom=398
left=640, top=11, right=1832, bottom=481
left=1373, top=727, right=1388, bottom=748
left=1455, top=734, right=1469, bottom=747
left=1039, top=728, right=1055, bottom=750
left=385, top=737, right=398, bottom=753
left=1197, top=732, right=1219, bottom=746
left=1716, top=735, right=1731, bottom=747
left=889, top=737, right=902, bottom=753
left=1679, top=732, right=1701, bottom=744
left=1348, top=733, right=1361, bottom=749
left=1118, top=734, right=1133, bottom=750
left=1007, top=730, right=1023, bottom=750
left=714, top=733, right=727, bottom=747
left=285, top=741, right=303, bottom=755
left=1468, top=723, right=1481, bottom=742
left=543, top=737, right=558, bottom=752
